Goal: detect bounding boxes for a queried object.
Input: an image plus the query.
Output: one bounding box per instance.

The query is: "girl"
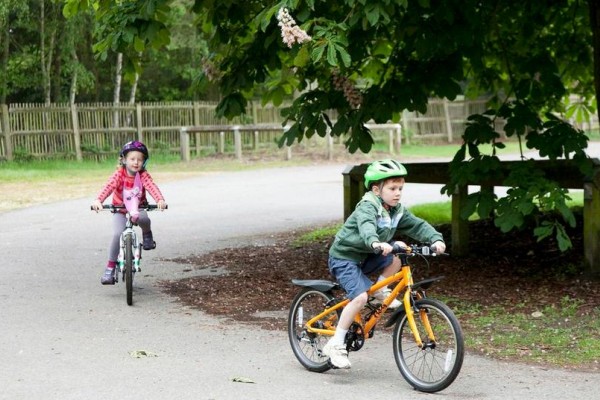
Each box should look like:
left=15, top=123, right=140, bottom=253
left=91, top=141, right=167, bottom=285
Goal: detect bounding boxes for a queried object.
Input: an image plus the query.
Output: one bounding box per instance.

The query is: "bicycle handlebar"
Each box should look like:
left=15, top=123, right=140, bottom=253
left=374, top=243, right=447, bottom=257
left=394, top=243, right=440, bottom=256
left=90, top=204, right=168, bottom=211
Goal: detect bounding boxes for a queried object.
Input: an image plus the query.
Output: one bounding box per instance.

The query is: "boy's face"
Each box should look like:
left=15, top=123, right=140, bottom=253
left=373, top=177, right=405, bottom=207
left=123, top=150, right=145, bottom=174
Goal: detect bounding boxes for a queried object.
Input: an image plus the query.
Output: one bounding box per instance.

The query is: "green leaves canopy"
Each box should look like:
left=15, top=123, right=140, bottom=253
left=64, top=0, right=598, bottom=252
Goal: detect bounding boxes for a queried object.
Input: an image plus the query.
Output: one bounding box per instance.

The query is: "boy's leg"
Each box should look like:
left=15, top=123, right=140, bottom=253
left=363, top=254, right=402, bottom=308
left=323, top=292, right=367, bottom=369
left=378, top=255, right=401, bottom=278
left=324, top=257, right=373, bottom=369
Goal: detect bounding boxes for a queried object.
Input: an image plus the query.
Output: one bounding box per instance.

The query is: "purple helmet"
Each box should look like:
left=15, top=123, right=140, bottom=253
left=120, top=140, right=149, bottom=160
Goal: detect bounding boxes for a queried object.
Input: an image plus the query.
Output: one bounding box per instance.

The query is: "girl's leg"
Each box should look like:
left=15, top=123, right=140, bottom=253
left=136, top=210, right=156, bottom=250
left=102, top=213, right=126, bottom=284
left=136, top=210, right=151, bottom=233
left=108, top=213, right=127, bottom=262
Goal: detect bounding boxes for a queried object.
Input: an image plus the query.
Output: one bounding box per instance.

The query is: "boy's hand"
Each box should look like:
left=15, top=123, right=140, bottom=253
left=431, top=240, right=446, bottom=254
left=372, top=242, right=394, bottom=256
left=91, top=199, right=103, bottom=212
left=393, top=240, right=408, bottom=253
left=157, top=200, right=167, bottom=210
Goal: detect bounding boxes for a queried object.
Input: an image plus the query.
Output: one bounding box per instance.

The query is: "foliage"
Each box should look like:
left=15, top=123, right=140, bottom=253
left=56, top=1, right=600, bottom=257
left=182, top=0, right=597, bottom=252
left=0, top=0, right=213, bottom=103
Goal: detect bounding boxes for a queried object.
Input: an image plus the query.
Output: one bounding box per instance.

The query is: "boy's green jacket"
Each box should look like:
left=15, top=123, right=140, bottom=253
left=329, top=191, right=444, bottom=262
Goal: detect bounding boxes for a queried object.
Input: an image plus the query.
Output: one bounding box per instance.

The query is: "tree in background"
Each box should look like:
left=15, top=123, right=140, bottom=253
left=205, top=0, right=599, bottom=255
left=0, top=0, right=211, bottom=103
left=76, top=0, right=595, bottom=252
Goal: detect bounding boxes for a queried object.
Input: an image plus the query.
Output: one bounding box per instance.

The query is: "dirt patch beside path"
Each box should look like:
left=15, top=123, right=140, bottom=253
left=159, top=218, right=600, bottom=372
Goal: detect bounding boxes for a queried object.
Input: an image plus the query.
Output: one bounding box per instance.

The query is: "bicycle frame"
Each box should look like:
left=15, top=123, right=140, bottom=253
left=289, top=244, right=463, bottom=392
left=305, top=254, right=433, bottom=348
left=115, top=215, right=142, bottom=280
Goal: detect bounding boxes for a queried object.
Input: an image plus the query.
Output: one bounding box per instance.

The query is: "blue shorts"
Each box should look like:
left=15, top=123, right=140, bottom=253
left=328, top=252, right=394, bottom=300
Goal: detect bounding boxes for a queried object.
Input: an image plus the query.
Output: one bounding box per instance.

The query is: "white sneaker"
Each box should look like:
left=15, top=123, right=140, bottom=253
left=372, top=288, right=402, bottom=309
left=322, top=340, right=351, bottom=369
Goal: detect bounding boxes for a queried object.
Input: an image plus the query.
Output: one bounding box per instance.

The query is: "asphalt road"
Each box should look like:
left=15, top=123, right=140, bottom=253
left=0, top=163, right=597, bottom=400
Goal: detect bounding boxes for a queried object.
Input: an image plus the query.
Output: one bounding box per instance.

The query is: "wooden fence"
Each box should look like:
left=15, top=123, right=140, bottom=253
left=179, top=122, right=401, bottom=161
left=343, top=159, right=600, bottom=276
left=1, top=98, right=596, bottom=162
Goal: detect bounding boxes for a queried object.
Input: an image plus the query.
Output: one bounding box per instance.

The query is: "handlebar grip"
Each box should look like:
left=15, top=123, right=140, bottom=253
left=145, top=204, right=169, bottom=210
left=392, top=242, right=406, bottom=254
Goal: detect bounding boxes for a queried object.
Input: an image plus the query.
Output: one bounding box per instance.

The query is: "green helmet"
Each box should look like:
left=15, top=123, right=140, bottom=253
left=364, top=159, right=408, bottom=189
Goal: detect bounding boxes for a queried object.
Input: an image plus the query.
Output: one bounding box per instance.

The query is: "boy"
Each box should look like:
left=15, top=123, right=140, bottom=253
left=324, top=159, right=445, bottom=369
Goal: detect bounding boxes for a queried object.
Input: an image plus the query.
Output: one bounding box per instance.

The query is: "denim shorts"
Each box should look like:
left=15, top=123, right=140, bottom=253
left=328, top=252, right=394, bottom=299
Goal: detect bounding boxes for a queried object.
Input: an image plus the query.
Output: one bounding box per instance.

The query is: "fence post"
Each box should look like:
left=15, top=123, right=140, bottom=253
left=443, top=99, right=453, bottom=143
left=326, top=129, right=333, bottom=161
left=395, top=124, right=402, bottom=155
left=401, top=110, right=411, bottom=145
left=219, top=131, right=225, bottom=153
left=584, top=179, right=600, bottom=277
left=135, top=104, right=143, bottom=142
left=180, top=127, right=190, bottom=162
left=233, top=126, right=242, bottom=160
left=193, top=102, right=201, bottom=155
left=451, top=184, right=469, bottom=256
left=283, top=126, right=292, bottom=160
left=70, top=103, right=83, bottom=161
left=1, top=104, right=12, bottom=161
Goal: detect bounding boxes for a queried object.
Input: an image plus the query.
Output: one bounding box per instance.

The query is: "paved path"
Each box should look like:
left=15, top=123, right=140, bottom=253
left=0, top=163, right=597, bottom=400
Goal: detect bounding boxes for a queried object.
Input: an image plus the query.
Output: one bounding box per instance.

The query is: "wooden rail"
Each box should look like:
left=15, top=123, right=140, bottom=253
left=343, top=159, right=600, bottom=276
left=179, top=123, right=402, bottom=161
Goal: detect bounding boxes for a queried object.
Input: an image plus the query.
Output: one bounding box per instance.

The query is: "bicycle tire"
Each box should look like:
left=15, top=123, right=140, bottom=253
left=288, top=288, right=339, bottom=372
left=392, top=298, right=464, bottom=393
left=124, top=234, right=134, bottom=306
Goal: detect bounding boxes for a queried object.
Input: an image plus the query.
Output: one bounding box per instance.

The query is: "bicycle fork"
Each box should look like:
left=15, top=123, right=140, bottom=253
left=117, top=229, right=143, bottom=277
left=403, top=290, right=436, bottom=349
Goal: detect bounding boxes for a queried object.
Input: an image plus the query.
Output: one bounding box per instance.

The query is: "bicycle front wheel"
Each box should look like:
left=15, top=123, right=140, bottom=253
left=124, top=234, right=134, bottom=306
left=288, top=288, right=338, bottom=373
left=392, top=298, right=464, bottom=393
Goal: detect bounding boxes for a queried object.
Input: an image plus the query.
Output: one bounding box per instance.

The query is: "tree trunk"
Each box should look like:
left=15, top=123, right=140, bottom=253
left=590, top=0, right=600, bottom=126
left=126, top=70, right=139, bottom=127
left=40, top=0, right=57, bottom=105
left=69, top=48, right=79, bottom=104
left=1, top=23, right=9, bottom=104
left=129, top=71, right=139, bottom=104
left=113, top=52, right=123, bottom=131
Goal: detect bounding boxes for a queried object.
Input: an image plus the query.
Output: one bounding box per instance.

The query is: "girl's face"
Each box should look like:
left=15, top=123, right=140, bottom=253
left=123, top=151, right=145, bottom=175
left=373, top=177, right=405, bottom=207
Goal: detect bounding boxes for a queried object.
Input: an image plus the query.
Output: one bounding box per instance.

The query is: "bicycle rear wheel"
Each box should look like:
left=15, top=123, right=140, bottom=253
left=392, top=298, right=464, bottom=393
left=288, top=288, right=338, bottom=372
left=124, top=234, right=134, bottom=306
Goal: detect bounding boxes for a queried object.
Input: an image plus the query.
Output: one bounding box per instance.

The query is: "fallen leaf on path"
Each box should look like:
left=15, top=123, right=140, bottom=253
left=231, top=377, right=255, bottom=384
left=129, top=350, right=158, bottom=358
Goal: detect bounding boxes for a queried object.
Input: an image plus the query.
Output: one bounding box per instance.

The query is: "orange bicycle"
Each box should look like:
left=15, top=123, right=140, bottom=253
left=288, top=243, right=464, bottom=393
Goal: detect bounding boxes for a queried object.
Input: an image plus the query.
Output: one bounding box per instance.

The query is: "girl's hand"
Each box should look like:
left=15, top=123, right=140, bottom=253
left=91, top=199, right=103, bottom=212
left=157, top=200, right=167, bottom=210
